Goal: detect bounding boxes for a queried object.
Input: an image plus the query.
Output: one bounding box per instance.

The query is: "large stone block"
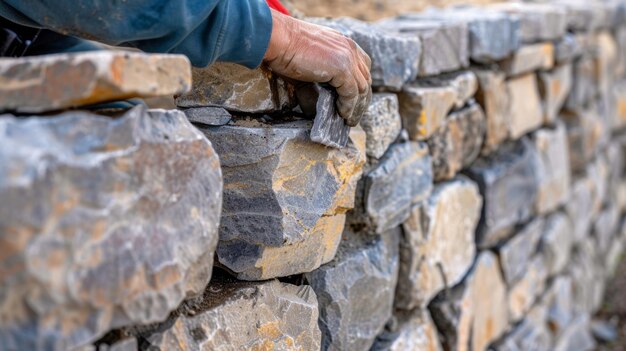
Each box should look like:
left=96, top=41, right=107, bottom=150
left=352, top=141, right=433, bottom=234
left=553, top=0, right=612, bottom=33
left=554, top=33, right=583, bottom=64
left=378, top=18, right=469, bottom=76
left=137, top=278, right=321, bottom=351
left=0, top=52, right=191, bottom=113
left=566, top=177, right=595, bottom=243
left=176, top=63, right=296, bottom=113
left=540, top=212, right=574, bottom=277
left=487, top=2, right=567, bottom=43
left=497, top=218, right=544, bottom=286
left=310, top=17, right=421, bottom=91
left=544, top=276, right=575, bottom=338
left=554, top=315, right=596, bottom=351
left=561, top=106, right=606, bottom=174
left=507, top=73, right=543, bottom=139
left=499, top=42, right=555, bottom=77
left=473, top=69, right=511, bottom=154
left=201, top=118, right=365, bottom=280
left=592, top=204, right=620, bottom=257
left=430, top=251, right=509, bottom=351
left=359, top=94, right=402, bottom=159
left=304, top=229, right=400, bottom=351
left=531, top=123, right=572, bottom=214
left=490, top=303, right=552, bottom=351
left=396, top=176, right=481, bottom=310
left=0, top=107, right=222, bottom=351
left=399, top=83, right=457, bottom=141
left=467, top=139, right=539, bottom=248
left=428, top=103, right=486, bottom=182
left=371, top=310, right=443, bottom=351
left=569, top=238, right=605, bottom=315
left=507, top=255, right=548, bottom=322
left=565, top=56, right=598, bottom=111
left=538, top=64, right=573, bottom=124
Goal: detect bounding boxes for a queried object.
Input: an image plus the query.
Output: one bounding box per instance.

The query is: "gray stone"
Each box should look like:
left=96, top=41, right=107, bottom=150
left=428, top=103, right=486, bottom=181
left=310, top=17, right=421, bottom=91
left=201, top=118, right=365, bottom=280
left=587, top=155, right=610, bottom=217
left=547, top=0, right=612, bottom=33
left=305, top=229, right=400, bottom=351
left=0, top=107, right=222, bottom=351
left=507, top=255, right=548, bottom=322
left=540, top=212, right=574, bottom=276
left=565, top=56, right=598, bottom=111
left=490, top=303, right=552, bottom=351
left=473, top=69, right=511, bottom=154
left=97, top=339, right=137, bottom=351
left=554, top=315, right=596, bottom=351
left=446, top=71, right=479, bottom=109
left=399, top=82, right=457, bottom=141
left=370, top=310, right=443, bottom=351
left=359, top=94, right=402, bottom=159
left=497, top=218, right=544, bottom=286
left=591, top=320, right=619, bottom=343
left=0, top=52, right=192, bottom=113
left=467, top=139, right=539, bottom=248
left=569, top=239, right=605, bottom=315
left=507, top=73, right=543, bottom=139
left=561, top=106, right=606, bottom=174
left=611, top=80, right=626, bottom=130
left=566, top=177, right=595, bottom=243
left=139, top=278, right=321, bottom=351
left=592, top=204, right=620, bottom=257
left=531, top=122, right=572, bottom=214
left=183, top=107, right=232, bottom=126
left=554, top=34, right=583, bottom=64
left=176, top=63, right=296, bottom=113
left=354, top=141, right=433, bottom=234
left=488, top=2, right=567, bottom=43
left=378, top=18, right=469, bottom=76
left=538, top=64, right=573, bottom=124
left=545, top=276, right=576, bottom=338
left=430, top=251, right=509, bottom=351
left=311, top=85, right=351, bottom=149
left=500, top=42, right=555, bottom=77
left=396, top=176, right=481, bottom=310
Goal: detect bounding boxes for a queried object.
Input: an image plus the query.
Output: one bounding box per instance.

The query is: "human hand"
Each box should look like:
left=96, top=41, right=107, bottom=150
left=264, top=9, right=372, bottom=126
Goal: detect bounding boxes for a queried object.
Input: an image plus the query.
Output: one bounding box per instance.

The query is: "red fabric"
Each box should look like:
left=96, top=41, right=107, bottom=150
left=267, top=0, right=290, bottom=15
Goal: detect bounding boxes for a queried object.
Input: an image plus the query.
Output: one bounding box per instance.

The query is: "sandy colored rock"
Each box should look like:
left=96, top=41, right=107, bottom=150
left=507, top=73, right=543, bottom=139
left=540, top=212, right=574, bottom=277
left=490, top=303, right=552, bottom=351
left=399, top=83, right=457, bottom=140
left=611, top=80, right=626, bottom=129
left=201, top=118, right=365, bottom=280
left=499, top=42, right=555, bottom=77
left=360, top=93, right=403, bottom=159
left=0, top=51, right=191, bottom=113
left=554, top=33, right=583, bottom=64
left=371, top=310, right=443, bottom=351
left=0, top=107, right=222, bottom=351
left=538, top=64, right=573, bottom=124
left=428, top=103, right=486, bottom=181
left=305, top=229, right=400, bottom=351
left=431, top=251, right=509, bottom=351
left=396, top=176, right=481, bottom=310
left=561, top=106, right=607, bottom=173
left=138, top=278, right=322, bottom=351
left=497, top=218, right=544, bottom=285
left=176, top=63, right=296, bottom=113
left=507, top=255, right=548, bottom=322
left=474, top=69, right=511, bottom=153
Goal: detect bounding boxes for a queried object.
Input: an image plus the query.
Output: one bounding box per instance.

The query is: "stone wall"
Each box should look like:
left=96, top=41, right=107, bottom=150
left=2, top=1, right=626, bottom=350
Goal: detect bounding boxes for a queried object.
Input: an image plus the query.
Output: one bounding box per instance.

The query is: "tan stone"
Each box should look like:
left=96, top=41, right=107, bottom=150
left=611, top=80, right=626, bottom=129
left=396, top=176, right=481, bottom=309
left=431, top=252, right=508, bottom=351
left=498, top=218, right=545, bottom=286
left=507, top=73, right=543, bottom=139
left=474, top=69, right=511, bottom=154
left=508, top=255, right=548, bottom=322
left=399, top=83, right=456, bottom=140
left=538, top=64, right=573, bottom=124
left=371, top=310, right=443, bottom=351
left=595, top=31, right=618, bottom=99
left=0, top=52, right=191, bottom=113
left=500, top=42, right=555, bottom=77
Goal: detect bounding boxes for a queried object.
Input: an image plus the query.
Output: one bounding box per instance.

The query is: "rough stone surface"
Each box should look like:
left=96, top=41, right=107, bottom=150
left=540, top=212, right=574, bottom=277
left=545, top=276, right=575, bottom=337
left=467, top=139, right=539, bottom=248
left=359, top=93, right=402, bottom=159
left=428, top=103, right=486, bottom=181
left=490, top=303, right=552, bottom=351
left=139, top=278, right=321, bottom=351
left=0, top=52, right=191, bottom=113
left=531, top=123, right=572, bottom=214
left=304, top=229, right=400, bottom=351
left=592, top=204, right=620, bottom=257
left=565, top=56, right=597, bottom=111
left=499, top=42, right=555, bottom=77
left=566, top=177, right=595, bottom=243
left=538, top=64, right=573, bottom=124
left=310, top=17, right=421, bottom=90
left=396, top=176, right=481, bottom=310
left=507, top=73, right=544, bottom=139
left=554, top=315, right=596, bottom=351
left=497, top=218, right=544, bottom=286
left=183, top=107, right=232, bottom=126
left=561, top=106, right=606, bottom=173
left=98, top=339, right=137, bottom=351
left=569, top=239, right=605, bottom=315
left=354, top=141, right=433, bottom=234
left=474, top=69, right=511, bottom=153
left=488, top=2, right=567, bottom=43
left=378, top=18, right=469, bottom=76
left=554, top=33, right=583, bottom=64
left=0, top=107, right=223, bottom=351
left=611, top=80, right=626, bottom=129
left=399, top=82, right=457, bottom=140
left=371, top=310, right=443, bottom=351
left=507, top=255, right=548, bottom=322
left=311, top=85, right=350, bottom=148
left=201, top=118, right=365, bottom=280
left=176, top=63, right=296, bottom=113
left=430, top=251, right=509, bottom=351
left=446, top=71, right=479, bottom=109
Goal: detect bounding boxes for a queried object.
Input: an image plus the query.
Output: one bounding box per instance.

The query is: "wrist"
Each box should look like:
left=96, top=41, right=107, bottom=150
left=264, top=9, right=291, bottom=63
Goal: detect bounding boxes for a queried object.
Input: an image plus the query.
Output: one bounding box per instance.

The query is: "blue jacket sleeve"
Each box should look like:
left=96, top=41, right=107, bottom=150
left=0, top=0, right=273, bottom=68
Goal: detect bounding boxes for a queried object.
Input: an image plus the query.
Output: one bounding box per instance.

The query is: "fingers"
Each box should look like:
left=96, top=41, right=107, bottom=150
left=332, top=39, right=371, bottom=126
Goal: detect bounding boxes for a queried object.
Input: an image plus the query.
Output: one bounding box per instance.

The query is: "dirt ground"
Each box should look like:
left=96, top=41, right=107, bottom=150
left=290, top=0, right=501, bottom=21
left=596, top=256, right=626, bottom=351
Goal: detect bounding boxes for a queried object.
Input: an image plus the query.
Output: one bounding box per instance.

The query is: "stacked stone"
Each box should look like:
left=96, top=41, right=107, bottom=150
left=3, top=1, right=626, bottom=351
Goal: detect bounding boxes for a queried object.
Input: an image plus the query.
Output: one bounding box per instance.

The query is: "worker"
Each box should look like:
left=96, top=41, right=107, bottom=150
left=0, top=0, right=372, bottom=125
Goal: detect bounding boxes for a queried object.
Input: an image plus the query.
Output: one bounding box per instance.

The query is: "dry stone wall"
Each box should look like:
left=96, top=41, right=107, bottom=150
left=2, top=1, right=626, bottom=350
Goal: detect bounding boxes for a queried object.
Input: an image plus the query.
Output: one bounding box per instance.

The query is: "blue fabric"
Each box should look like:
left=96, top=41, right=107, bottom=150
left=0, top=0, right=273, bottom=68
